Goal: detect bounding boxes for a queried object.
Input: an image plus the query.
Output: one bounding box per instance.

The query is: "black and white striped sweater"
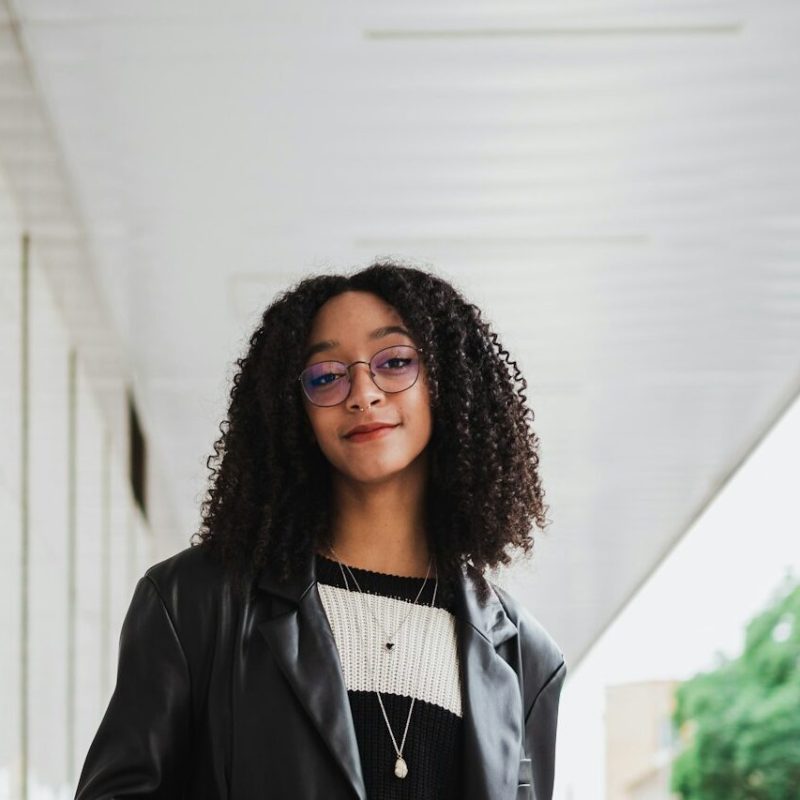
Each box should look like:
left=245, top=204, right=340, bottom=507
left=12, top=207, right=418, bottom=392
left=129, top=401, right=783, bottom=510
left=315, top=552, right=464, bottom=800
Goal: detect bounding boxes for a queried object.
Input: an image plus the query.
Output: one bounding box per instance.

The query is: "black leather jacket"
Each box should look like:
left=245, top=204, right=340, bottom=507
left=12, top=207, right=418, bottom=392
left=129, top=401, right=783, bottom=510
left=75, top=543, right=566, bottom=800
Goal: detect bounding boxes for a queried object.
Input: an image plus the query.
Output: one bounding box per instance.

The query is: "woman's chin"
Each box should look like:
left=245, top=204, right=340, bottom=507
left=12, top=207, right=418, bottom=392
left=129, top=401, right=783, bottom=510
left=336, top=460, right=407, bottom=486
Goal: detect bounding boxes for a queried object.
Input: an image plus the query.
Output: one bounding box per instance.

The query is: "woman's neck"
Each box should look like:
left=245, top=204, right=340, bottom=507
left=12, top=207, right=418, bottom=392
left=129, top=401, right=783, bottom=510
left=318, top=529, right=433, bottom=579
left=321, top=472, right=433, bottom=578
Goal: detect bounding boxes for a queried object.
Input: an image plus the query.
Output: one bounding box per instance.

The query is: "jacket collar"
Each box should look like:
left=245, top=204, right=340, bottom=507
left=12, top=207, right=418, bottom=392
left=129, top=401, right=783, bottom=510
left=256, top=550, right=523, bottom=800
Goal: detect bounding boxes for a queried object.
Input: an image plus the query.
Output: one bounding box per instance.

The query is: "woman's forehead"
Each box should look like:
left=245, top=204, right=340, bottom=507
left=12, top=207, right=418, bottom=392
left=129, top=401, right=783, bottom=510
left=306, top=291, right=406, bottom=344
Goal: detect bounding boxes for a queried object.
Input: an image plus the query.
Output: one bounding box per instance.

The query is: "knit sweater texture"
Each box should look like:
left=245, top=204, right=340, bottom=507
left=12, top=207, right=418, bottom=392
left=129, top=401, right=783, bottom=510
left=315, top=552, right=464, bottom=800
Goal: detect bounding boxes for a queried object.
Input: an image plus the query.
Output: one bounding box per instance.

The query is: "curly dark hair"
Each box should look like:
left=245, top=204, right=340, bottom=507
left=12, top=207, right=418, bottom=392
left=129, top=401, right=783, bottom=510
left=191, top=259, right=550, bottom=605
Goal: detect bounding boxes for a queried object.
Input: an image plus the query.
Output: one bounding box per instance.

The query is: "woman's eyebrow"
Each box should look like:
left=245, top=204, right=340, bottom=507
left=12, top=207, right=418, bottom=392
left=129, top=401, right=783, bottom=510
left=303, top=325, right=411, bottom=362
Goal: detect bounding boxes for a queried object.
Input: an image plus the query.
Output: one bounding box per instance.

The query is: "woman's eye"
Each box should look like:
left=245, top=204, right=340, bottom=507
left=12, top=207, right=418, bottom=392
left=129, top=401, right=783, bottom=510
left=311, top=372, right=342, bottom=387
left=377, top=357, right=412, bottom=370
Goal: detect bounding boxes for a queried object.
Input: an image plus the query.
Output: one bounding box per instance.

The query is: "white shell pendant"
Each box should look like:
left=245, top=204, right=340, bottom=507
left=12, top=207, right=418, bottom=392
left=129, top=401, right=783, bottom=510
left=394, top=755, right=408, bottom=778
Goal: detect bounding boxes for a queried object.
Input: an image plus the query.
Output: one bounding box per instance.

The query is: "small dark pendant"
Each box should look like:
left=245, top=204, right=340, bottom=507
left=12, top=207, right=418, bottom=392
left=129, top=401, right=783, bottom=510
left=385, top=641, right=395, bottom=651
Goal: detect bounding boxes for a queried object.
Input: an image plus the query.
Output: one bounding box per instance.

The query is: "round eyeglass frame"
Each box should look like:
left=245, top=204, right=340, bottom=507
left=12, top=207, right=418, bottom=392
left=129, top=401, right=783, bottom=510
left=297, top=344, right=425, bottom=407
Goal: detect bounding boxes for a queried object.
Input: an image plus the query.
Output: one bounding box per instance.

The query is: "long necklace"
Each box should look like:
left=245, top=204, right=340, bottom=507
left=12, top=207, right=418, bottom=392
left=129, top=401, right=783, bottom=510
left=327, top=546, right=438, bottom=780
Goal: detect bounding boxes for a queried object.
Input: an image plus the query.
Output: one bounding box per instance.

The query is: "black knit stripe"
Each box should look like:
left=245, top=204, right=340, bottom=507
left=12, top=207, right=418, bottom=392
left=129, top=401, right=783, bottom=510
left=347, top=690, right=463, bottom=800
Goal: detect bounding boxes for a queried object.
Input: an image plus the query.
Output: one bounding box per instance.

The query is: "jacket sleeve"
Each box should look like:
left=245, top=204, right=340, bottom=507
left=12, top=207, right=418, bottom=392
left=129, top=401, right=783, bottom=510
left=75, top=575, right=192, bottom=799
left=525, top=658, right=567, bottom=800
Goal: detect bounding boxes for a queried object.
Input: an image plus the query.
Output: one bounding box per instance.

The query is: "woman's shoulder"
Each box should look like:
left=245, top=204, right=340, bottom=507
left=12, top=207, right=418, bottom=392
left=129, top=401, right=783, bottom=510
left=139, top=542, right=243, bottom=653
left=144, top=541, right=229, bottom=594
left=490, top=581, right=567, bottom=701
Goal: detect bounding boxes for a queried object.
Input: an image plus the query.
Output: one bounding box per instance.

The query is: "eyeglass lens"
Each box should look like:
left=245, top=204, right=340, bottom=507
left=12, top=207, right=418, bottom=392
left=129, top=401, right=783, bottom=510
left=300, top=345, right=421, bottom=406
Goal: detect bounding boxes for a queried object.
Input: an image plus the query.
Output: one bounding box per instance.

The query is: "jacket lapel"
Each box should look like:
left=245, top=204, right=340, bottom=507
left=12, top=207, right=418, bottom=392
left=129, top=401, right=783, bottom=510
left=455, top=567, right=524, bottom=800
left=256, top=551, right=523, bottom=800
left=256, top=552, right=368, bottom=800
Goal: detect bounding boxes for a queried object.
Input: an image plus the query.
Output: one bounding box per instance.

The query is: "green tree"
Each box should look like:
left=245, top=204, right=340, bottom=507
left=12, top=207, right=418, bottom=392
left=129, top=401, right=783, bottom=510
left=671, top=572, right=800, bottom=799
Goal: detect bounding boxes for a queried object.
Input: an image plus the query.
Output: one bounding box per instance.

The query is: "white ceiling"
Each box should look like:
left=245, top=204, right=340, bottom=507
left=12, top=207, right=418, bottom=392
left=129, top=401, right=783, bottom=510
left=3, top=0, right=800, bottom=668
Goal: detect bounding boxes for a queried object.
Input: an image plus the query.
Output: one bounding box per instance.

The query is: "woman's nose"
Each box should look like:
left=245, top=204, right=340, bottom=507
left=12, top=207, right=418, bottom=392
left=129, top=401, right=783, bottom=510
left=346, top=362, right=384, bottom=408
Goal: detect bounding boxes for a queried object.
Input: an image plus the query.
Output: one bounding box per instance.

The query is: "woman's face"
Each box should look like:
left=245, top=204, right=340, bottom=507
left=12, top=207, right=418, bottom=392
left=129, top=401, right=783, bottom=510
left=300, top=290, right=433, bottom=485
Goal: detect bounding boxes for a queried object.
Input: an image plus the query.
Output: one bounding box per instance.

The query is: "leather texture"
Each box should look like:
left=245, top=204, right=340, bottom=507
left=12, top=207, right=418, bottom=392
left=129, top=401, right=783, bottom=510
left=75, top=543, right=567, bottom=800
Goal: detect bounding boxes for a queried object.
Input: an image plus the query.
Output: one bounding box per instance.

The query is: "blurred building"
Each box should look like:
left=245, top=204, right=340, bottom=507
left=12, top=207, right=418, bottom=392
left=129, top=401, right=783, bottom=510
left=605, top=680, right=683, bottom=800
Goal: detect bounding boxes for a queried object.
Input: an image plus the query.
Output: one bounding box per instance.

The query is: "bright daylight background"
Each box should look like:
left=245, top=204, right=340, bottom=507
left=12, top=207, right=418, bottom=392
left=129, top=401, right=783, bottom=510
left=549, top=390, right=800, bottom=799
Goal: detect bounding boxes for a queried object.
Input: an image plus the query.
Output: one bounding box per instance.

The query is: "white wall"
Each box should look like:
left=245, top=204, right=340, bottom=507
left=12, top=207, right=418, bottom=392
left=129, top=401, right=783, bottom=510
left=0, top=160, right=158, bottom=800
left=0, top=144, right=24, bottom=800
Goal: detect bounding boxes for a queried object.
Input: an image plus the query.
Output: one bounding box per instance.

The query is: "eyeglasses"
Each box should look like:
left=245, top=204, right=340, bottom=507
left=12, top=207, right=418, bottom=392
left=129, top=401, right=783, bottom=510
left=298, top=344, right=425, bottom=407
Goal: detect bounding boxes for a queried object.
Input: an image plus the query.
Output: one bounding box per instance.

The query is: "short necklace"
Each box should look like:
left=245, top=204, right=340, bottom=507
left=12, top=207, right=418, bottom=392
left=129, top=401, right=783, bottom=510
left=325, top=545, right=439, bottom=780
left=326, top=544, right=434, bottom=654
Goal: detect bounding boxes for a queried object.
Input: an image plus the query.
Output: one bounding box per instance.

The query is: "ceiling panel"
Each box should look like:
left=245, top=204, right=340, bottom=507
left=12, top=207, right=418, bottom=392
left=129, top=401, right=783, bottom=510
left=2, top=0, right=799, bottom=666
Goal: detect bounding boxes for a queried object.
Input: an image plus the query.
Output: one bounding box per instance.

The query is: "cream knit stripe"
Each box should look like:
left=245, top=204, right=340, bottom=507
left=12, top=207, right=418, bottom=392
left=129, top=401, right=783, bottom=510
left=317, top=583, right=463, bottom=718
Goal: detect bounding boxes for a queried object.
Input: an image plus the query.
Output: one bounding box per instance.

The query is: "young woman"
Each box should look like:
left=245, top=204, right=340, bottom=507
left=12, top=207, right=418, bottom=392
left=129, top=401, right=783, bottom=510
left=75, top=261, right=567, bottom=800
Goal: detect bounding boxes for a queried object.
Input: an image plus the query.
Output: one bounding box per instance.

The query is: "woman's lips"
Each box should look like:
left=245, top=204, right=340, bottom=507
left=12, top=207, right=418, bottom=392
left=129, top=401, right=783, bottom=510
left=345, top=424, right=399, bottom=443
